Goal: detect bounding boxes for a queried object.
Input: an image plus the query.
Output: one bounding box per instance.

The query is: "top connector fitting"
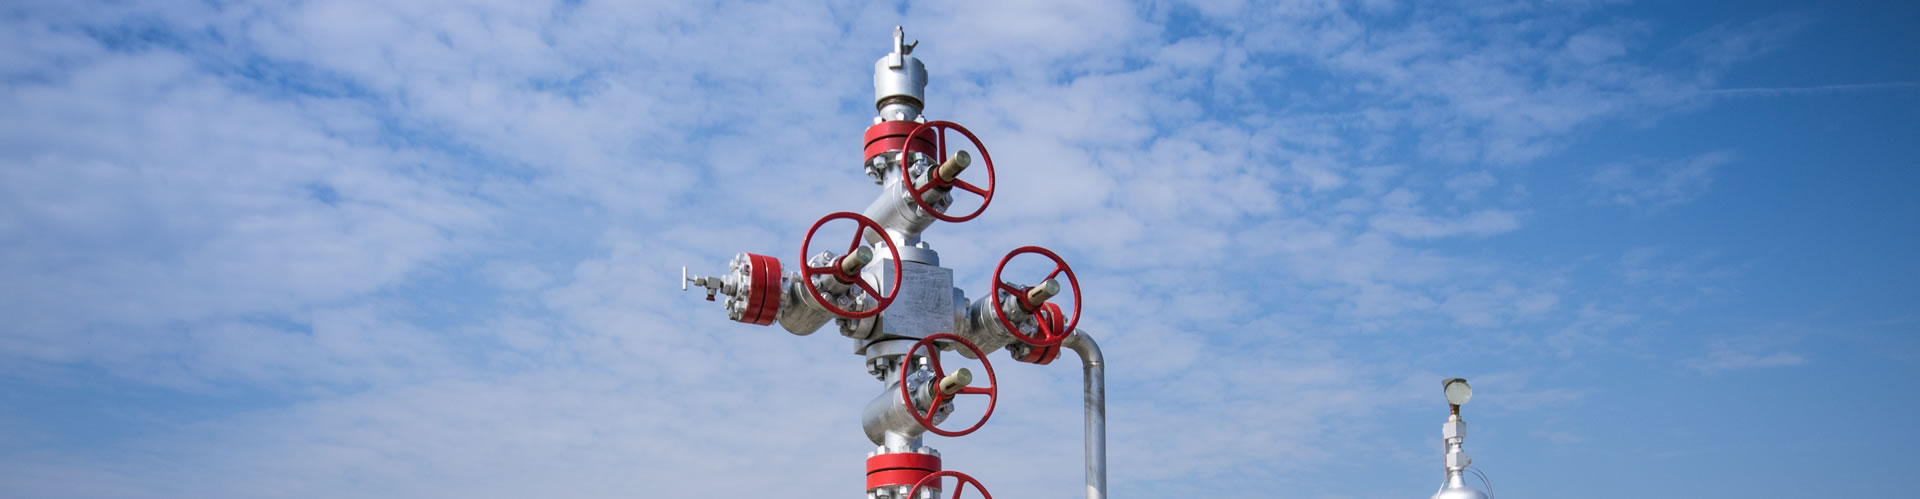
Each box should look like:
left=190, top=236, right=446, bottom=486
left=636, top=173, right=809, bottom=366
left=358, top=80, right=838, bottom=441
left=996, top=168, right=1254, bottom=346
left=874, top=26, right=928, bottom=122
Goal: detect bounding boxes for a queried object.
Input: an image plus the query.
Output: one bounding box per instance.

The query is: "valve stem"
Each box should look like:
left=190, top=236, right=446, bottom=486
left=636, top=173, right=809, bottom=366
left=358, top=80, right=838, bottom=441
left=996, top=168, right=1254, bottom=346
left=937, top=150, right=972, bottom=183
left=840, top=246, right=875, bottom=277
left=1025, top=279, right=1061, bottom=307
left=937, top=367, right=974, bottom=395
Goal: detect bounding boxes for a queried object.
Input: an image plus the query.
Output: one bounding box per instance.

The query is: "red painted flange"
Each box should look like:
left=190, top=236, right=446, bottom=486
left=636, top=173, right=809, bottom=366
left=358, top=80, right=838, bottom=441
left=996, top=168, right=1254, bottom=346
left=898, top=120, right=994, bottom=223
left=865, top=452, right=942, bottom=490
left=990, top=246, right=1082, bottom=346
left=864, top=120, right=938, bottom=163
left=799, top=212, right=903, bottom=319
left=907, top=470, right=993, bottom=499
left=736, top=253, right=782, bottom=326
left=901, top=333, right=998, bottom=437
left=1011, top=303, right=1065, bottom=365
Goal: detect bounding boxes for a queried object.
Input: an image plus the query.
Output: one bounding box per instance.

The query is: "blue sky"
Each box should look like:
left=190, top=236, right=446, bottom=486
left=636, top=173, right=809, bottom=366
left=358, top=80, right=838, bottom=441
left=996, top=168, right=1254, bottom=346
left=2, top=1, right=1916, bottom=498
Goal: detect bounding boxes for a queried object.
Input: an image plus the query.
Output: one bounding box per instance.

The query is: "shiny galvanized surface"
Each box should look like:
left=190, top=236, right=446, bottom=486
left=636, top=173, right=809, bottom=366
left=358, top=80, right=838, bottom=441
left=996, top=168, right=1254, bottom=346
left=861, top=161, right=946, bottom=243
left=873, top=26, right=927, bottom=121
left=776, top=276, right=835, bottom=336
left=1432, top=473, right=1489, bottom=499
left=872, top=258, right=954, bottom=340
left=862, top=356, right=943, bottom=446
left=1063, top=333, right=1106, bottom=499
left=1432, top=400, right=1487, bottom=499
left=685, top=26, right=1108, bottom=499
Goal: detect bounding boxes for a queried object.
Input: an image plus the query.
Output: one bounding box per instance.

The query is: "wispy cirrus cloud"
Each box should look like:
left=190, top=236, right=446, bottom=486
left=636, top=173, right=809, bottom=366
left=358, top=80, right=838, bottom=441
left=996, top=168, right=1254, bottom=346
left=1684, top=336, right=1809, bottom=374
left=1589, top=150, right=1735, bottom=210
left=0, top=1, right=1842, bottom=498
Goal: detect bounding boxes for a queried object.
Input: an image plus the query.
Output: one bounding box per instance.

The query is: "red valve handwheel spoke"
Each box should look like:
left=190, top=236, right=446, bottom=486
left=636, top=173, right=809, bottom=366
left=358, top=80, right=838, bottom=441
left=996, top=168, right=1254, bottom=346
left=898, top=120, right=994, bottom=223
left=908, top=471, right=993, bottom=499
left=990, top=246, right=1082, bottom=347
left=935, top=127, right=948, bottom=167
left=907, top=178, right=934, bottom=195
left=799, top=212, right=903, bottom=319
left=900, top=333, right=997, bottom=437
left=951, top=179, right=990, bottom=196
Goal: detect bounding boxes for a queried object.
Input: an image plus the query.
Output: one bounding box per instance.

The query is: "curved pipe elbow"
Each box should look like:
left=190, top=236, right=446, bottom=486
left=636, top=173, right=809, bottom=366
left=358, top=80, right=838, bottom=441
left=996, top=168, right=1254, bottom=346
left=1062, top=331, right=1102, bottom=367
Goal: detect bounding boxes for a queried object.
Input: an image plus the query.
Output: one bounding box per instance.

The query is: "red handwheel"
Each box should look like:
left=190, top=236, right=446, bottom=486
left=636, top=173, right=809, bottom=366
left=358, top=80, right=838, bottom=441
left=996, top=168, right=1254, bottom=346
left=800, top=212, right=903, bottom=319
left=901, top=333, right=997, bottom=437
left=907, top=470, right=993, bottom=499
left=898, top=120, right=994, bottom=223
left=991, top=246, right=1082, bottom=346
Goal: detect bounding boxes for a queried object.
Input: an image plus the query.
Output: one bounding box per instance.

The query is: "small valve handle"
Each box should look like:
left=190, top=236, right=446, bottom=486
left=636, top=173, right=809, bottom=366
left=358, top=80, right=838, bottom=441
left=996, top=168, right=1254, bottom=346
left=898, top=120, right=995, bottom=223
left=901, top=333, right=998, bottom=437
left=800, top=212, right=903, bottom=319
left=990, top=246, right=1082, bottom=346
left=907, top=470, right=993, bottom=499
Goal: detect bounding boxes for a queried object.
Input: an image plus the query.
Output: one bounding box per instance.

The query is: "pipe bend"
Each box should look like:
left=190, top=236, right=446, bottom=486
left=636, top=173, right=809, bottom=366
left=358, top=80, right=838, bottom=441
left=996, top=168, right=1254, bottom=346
left=1063, top=331, right=1103, bottom=367
left=1061, top=331, right=1106, bottom=499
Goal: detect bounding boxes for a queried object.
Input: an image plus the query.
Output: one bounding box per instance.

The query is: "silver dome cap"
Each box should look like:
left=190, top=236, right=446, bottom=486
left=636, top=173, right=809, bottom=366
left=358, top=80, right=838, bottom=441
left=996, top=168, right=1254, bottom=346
left=1432, top=473, right=1489, bottom=499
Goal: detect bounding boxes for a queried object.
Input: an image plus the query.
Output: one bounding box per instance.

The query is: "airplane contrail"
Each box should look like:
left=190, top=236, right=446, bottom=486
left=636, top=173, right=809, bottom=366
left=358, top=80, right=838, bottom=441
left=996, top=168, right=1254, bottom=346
left=1706, top=81, right=1920, bottom=97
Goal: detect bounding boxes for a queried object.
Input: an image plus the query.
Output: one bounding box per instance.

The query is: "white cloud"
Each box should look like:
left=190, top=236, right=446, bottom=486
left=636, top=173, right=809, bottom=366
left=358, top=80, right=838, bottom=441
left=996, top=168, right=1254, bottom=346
left=1370, top=208, right=1521, bottom=239
left=1685, top=337, right=1809, bottom=374
left=0, top=1, right=1810, bottom=498
left=1590, top=150, right=1734, bottom=210
left=1444, top=170, right=1497, bottom=201
left=1685, top=350, right=1808, bottom=373
left=1438, top=284, right=1561, bottom=328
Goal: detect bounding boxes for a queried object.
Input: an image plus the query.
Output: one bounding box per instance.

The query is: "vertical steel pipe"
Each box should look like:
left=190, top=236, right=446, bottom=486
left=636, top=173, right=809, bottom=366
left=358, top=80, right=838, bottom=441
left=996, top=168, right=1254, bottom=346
left=1062, top=332, right=1105, bottom=499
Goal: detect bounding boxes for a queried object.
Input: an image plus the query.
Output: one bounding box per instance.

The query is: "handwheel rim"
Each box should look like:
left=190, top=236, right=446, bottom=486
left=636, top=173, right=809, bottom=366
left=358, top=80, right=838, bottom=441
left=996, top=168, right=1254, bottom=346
left=899, top=333, right=998, bottom=437
left=898, top=120, right=994, bottom=223
left=799, top=212, right=903, bottom=319
left=906, top=470, right=993, bottom=499
left=990, top=246, right=1081, bottom=346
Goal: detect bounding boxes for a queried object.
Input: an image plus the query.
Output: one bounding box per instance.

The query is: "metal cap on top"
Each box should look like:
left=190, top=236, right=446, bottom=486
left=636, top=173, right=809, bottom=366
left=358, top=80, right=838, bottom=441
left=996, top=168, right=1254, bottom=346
left=874, top=26, right=928, bottom=122
left=1431, top=377, right=1491, bottom=499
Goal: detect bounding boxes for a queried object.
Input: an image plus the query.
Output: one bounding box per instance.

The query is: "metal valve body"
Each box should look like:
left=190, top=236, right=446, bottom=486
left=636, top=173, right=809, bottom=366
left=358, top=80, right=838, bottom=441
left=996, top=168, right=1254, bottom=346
left=682, top=26, right=1104, bottom=499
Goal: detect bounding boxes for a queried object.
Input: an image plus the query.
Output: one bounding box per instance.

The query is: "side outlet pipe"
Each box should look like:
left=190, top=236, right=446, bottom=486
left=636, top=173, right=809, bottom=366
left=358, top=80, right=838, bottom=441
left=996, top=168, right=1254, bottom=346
left=1062, top=332, right=1105, bottom=499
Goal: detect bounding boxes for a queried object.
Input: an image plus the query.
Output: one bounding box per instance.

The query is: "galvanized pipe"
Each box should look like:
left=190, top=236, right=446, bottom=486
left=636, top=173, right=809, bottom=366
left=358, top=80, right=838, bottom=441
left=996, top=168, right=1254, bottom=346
left=860, top=166, right=941, bottom=244
left=861, top=356, right=935, bottom=446
left=1062, top=332, right=1106, bottom=499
